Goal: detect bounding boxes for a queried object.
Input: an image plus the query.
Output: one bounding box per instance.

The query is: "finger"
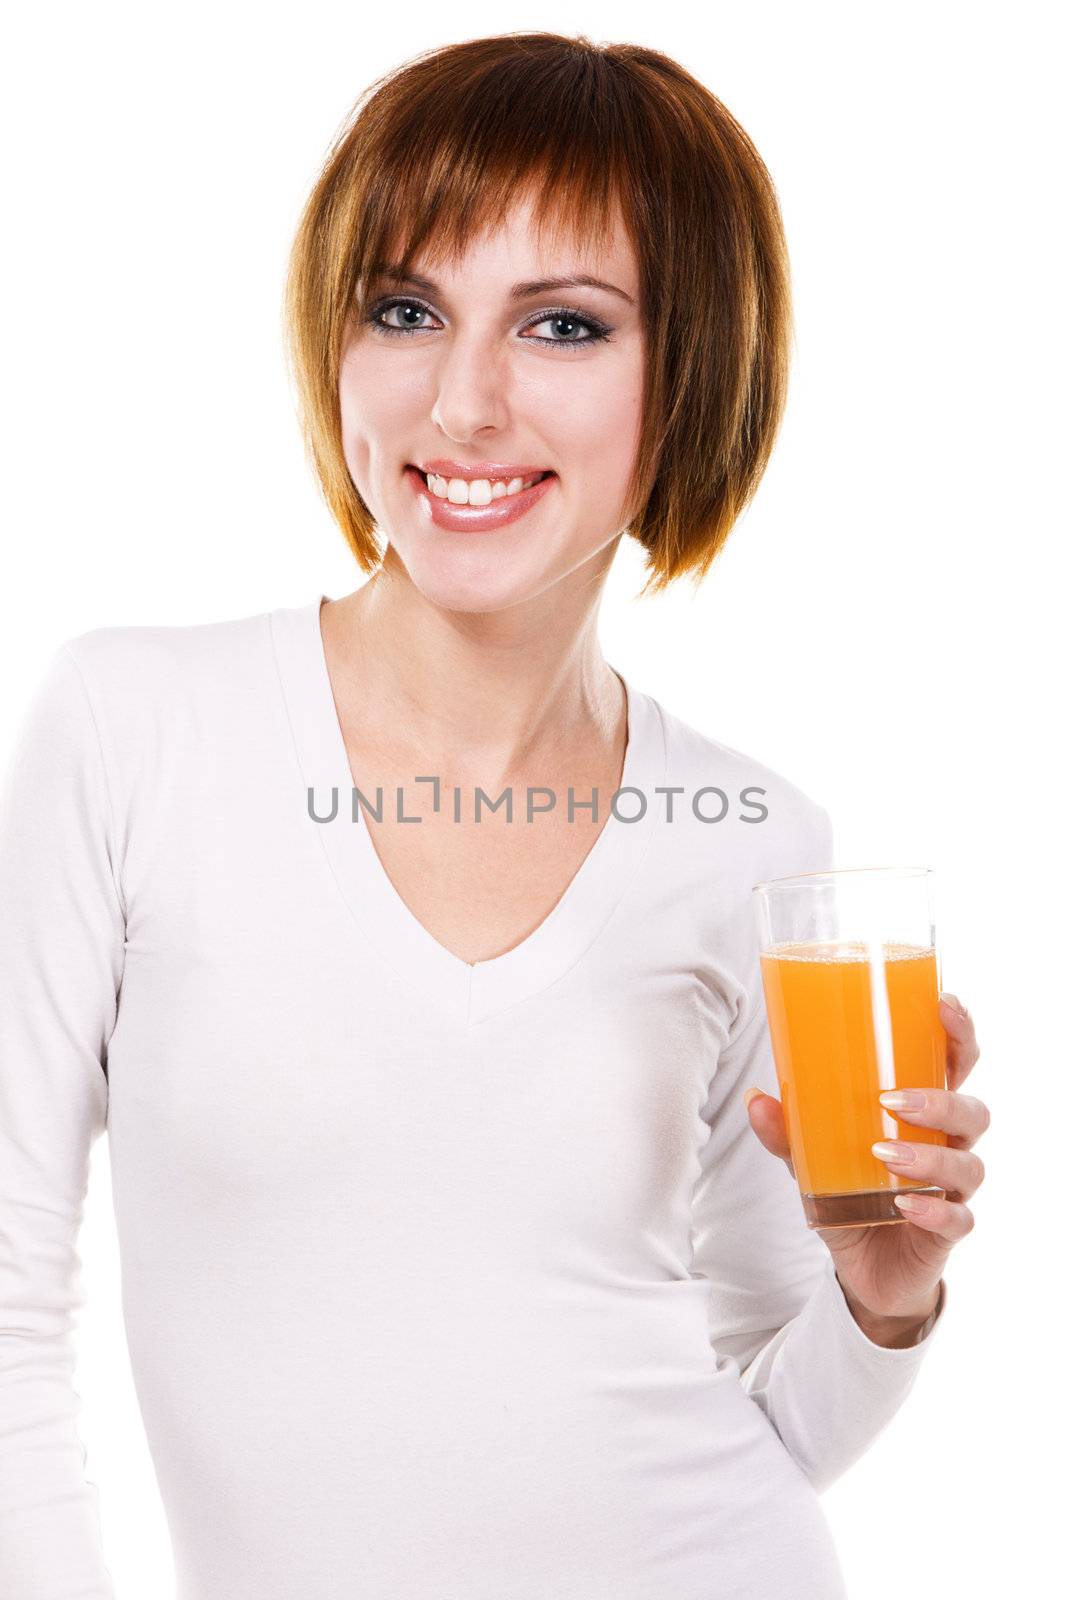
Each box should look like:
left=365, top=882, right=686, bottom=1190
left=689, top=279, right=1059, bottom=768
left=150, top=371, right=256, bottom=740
left=743, top=1088, right=795, bottom=1178
left=939, top=994, right=981, bottom=1085
left=893, top=1191, right=976, bottom=1244
left=872, top=1138, right=985, bottom=1201
left=877, top=1085, right=991, bottom=1150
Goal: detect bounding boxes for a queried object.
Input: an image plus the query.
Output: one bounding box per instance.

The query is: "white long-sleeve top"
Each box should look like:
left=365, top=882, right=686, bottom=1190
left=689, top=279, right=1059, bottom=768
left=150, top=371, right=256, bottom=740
left=0, top=595, right=946, bottom=1600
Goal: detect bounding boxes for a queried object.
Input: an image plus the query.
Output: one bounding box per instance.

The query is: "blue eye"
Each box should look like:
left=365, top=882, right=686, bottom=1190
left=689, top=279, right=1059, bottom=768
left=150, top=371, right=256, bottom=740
left=368, top=299, right=434, bottom=336
left=522, top=311, right=611, bottom=347
left=364, top=296, right=613, bottom=351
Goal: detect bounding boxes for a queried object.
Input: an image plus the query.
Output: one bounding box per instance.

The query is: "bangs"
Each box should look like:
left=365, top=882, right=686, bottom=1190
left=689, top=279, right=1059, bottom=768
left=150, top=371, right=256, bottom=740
left=341, top=48, right=639, bottom=320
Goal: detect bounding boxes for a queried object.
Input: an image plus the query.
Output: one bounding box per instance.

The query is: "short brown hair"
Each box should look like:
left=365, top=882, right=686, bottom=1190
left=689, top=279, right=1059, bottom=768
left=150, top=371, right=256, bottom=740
left=283, top=32, right=793, bottom=597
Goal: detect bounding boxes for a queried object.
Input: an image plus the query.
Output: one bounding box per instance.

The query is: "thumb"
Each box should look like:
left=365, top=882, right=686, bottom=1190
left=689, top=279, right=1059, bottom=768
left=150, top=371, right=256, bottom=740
left=743, top=1087, right=795, bottom=1176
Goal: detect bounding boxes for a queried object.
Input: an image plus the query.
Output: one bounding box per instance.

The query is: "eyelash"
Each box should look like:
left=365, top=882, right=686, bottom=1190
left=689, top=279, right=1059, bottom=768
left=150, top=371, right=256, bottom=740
left=363, top=295, right=614, bottom=351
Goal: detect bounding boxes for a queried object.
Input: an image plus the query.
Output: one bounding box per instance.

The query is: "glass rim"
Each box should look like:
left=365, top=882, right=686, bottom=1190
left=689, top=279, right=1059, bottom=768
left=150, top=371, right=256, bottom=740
left=751, top=864, right=933, bottom=894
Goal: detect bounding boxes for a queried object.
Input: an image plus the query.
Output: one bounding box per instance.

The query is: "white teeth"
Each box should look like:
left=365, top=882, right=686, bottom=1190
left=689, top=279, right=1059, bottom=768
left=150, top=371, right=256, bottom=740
left=425, top=472, right=546, bottom=504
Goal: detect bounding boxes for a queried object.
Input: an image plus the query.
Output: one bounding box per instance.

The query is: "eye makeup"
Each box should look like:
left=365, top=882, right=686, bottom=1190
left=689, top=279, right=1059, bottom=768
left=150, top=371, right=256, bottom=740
left=363, top=295, right=614, bottom=351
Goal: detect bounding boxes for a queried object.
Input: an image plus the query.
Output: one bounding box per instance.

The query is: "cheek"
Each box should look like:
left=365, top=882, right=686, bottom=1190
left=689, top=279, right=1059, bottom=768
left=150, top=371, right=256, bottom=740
left=558, top=367, right=643, bottom=512
left=338, top=346, right=421, bottom=478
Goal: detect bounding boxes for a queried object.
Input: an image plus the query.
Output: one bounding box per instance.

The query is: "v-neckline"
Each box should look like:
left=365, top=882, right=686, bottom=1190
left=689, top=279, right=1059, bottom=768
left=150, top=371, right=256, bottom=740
left=269, top=595, right=667, bottom=1026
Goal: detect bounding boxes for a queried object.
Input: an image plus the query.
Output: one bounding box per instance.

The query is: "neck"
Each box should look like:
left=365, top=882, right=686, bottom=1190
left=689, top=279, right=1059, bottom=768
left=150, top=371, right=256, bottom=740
left=321, top=565, right=625, bottom=785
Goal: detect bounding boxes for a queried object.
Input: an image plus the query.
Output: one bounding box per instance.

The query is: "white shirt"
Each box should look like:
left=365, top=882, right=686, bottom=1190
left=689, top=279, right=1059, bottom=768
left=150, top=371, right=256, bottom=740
left=0, top=595, right=945, bottom=1599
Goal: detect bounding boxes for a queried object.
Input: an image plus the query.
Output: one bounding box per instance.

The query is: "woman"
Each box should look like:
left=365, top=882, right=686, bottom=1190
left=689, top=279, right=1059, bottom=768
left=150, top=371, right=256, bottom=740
left=0, top=32, right=987, bottom=1600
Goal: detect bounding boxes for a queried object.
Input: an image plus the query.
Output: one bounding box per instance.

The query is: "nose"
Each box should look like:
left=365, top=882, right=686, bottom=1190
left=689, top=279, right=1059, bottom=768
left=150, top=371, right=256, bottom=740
left=428, top=335, right=509, bottom=444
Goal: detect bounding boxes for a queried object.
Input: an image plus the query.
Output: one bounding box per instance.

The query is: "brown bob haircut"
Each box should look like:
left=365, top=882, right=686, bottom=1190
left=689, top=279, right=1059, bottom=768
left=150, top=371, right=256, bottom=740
left=284, top=31, right=793, bottom=598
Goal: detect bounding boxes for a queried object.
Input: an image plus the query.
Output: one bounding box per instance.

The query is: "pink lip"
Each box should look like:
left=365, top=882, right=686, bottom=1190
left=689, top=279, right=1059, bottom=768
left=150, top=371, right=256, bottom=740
left=405, top=465, right=556, bottom=533
left=420, top=458, right=550, bottom=480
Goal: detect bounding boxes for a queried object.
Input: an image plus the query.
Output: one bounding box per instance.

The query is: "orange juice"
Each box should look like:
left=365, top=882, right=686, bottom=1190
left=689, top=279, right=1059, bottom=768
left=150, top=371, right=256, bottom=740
left=759, top=940, right=948, bottom=1222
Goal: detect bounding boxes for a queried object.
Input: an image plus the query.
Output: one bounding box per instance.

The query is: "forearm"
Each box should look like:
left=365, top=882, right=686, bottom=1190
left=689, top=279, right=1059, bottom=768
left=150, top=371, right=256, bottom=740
left=736, top=1256, right=946, bottom=1492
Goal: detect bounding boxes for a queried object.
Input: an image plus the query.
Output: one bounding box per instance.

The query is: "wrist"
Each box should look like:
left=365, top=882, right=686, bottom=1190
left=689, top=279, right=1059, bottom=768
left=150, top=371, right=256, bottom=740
left=836, top=1273, right=944, bottom=1348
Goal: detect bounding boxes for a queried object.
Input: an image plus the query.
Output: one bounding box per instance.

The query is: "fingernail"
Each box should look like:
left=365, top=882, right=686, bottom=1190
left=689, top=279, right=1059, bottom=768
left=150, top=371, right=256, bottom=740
left=894, top=1193, right=929, bottom=1213
left=880, top=1089, right=925, bottom=1111
left=940, top=993, right=967, bottom=1017
left=872, top=1140, right=915, bottom=1163
left=744, top=1088, right=763, bottom=1111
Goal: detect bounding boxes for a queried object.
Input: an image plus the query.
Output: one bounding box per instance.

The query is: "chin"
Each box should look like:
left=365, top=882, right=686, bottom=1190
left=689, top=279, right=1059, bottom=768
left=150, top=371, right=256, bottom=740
left=392, top=544, right=562, bottom=616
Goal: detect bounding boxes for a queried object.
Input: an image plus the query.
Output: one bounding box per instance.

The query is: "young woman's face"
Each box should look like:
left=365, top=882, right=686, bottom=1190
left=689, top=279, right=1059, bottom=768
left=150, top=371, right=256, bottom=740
left=337, top=193, right=645, bottom=613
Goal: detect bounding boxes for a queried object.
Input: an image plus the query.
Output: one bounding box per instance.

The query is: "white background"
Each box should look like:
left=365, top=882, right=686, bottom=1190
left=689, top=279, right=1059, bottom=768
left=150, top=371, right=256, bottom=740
left=2, top=2, right=1060, bottom=1594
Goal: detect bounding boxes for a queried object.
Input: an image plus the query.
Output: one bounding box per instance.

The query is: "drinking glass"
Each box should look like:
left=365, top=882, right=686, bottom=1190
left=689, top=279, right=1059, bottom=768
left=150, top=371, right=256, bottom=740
left=752, top=866, right=948, bottom=1229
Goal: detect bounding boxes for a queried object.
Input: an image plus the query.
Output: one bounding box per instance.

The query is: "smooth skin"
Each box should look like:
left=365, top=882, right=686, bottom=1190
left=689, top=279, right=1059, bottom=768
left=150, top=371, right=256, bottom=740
left=746, top=992, right=989, bottom=1327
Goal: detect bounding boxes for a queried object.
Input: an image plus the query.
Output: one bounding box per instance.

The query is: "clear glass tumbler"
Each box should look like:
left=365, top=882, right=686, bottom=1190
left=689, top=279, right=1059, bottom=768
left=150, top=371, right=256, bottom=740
left=752, top=866, right=948, bottom=1229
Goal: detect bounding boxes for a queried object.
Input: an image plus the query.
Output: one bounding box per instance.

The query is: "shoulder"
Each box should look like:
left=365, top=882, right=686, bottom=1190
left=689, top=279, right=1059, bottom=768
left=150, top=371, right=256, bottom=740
left=58, top=605, right=274, bottom=711
left=25, top=607, right=280, bottom=800
left=644, top=689, right=834, bottom=880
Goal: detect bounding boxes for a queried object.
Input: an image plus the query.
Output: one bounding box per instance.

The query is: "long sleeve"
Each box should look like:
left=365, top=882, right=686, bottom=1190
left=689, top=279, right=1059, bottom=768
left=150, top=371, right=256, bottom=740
left=691, top=804, right=947, bottom=1495
left=0, top=643, right=123, bottom=1597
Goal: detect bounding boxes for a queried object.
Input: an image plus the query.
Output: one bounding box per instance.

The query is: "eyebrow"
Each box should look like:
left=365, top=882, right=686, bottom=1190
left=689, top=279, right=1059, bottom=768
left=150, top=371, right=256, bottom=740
left=369, top=265, right=635, bottom=306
